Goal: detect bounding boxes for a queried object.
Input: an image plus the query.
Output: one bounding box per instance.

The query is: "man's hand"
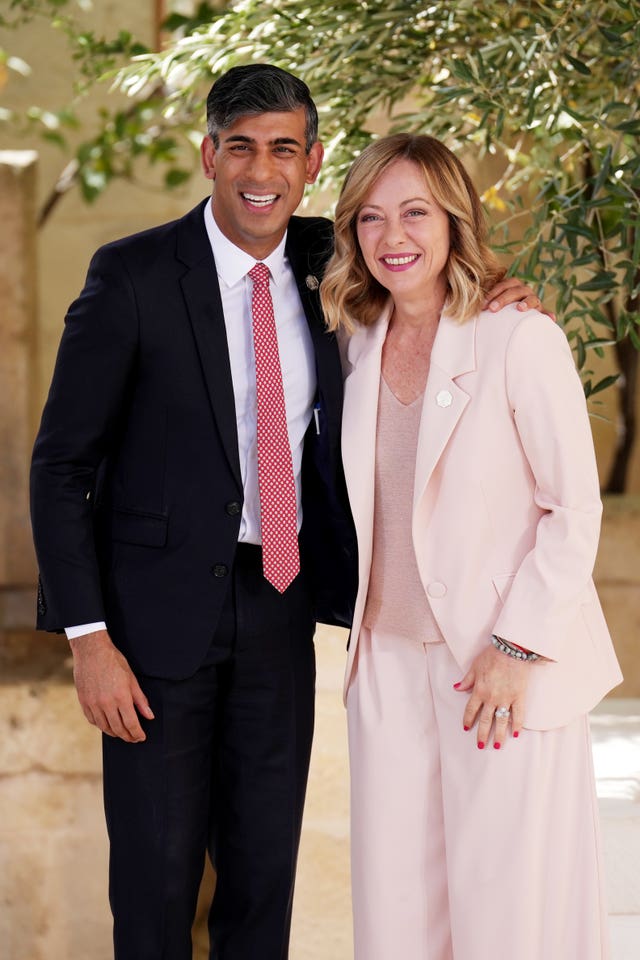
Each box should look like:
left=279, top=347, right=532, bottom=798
left=69, top=629, right=154, bottom=742
left=484, top=276, right=555, bottom=320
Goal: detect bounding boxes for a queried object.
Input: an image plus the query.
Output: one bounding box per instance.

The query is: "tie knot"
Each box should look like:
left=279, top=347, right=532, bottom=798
left=249, top=262, right=270, bottom=285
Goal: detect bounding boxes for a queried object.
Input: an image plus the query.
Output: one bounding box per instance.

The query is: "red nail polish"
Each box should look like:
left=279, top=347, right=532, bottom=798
left=494, top=742, right=501, bottom=750
left=453, top=682, right=461, bottom=689
left=463, top=725, right=470, bottom=731
left=477, top=741, right=485, bottom=750
left=513, top=731, right=520, bottom=739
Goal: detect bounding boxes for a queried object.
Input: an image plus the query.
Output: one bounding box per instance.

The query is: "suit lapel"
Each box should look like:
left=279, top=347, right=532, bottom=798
left=413, top=314, right=476, bottom=512
left=285, top=218, right=344, bottom=442
left=177, top=200, right=242, bottom=488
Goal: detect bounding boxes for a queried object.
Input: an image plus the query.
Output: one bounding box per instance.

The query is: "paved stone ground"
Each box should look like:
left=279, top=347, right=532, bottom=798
left=1, top=624, right=638, bottom=958
left=591, top=698, right=640, bottom=960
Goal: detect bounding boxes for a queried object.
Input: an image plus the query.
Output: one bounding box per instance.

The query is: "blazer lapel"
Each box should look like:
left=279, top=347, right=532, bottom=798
left=177, top=200, right=242, bottom=488
left=413, top=314, right=476, bottom=513
left=342, top=306, right=392, bottom=588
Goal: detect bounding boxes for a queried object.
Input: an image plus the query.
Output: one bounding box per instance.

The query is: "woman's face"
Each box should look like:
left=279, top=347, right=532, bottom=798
left=355, top=157, right=450, bottom=306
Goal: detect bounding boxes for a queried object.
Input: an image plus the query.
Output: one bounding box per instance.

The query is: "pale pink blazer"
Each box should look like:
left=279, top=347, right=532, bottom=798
left=341, top=302, right=622, bottom=730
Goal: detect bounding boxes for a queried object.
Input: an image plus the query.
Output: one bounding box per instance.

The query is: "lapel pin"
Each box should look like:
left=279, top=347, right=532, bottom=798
left=436, top=389, right=453, bottom=408
left=305, top=274, right=319, bottom=291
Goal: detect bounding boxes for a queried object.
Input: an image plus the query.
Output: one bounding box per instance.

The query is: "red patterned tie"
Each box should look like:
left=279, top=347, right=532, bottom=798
left=249, top=262, right=300, bottom=592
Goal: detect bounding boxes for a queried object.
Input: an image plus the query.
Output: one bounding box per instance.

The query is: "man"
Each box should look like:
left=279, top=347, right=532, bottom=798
left=30, top=64, right=541, bottom=959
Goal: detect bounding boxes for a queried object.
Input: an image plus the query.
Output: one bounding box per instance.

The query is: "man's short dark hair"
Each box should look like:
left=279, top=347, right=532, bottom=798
left=206, top=63, right=319, bottom=153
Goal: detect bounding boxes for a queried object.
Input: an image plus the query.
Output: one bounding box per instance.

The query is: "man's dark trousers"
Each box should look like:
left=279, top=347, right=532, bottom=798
left=103, top=543, right=315, bottom=960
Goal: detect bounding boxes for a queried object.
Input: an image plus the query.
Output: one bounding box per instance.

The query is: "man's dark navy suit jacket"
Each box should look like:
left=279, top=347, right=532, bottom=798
left=30, top=199, right=356, bottom=679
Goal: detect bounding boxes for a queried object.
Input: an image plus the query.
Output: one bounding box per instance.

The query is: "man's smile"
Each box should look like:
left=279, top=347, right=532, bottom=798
left=241, top=192, right=279, bottom=210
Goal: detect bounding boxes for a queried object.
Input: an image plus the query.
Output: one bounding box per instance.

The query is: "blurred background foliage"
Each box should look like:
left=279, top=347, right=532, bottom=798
left=1, top=0, right=639, bottom=490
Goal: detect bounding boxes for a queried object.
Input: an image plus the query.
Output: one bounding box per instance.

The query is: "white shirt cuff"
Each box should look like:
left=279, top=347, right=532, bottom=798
left=65, top=621, right=107, bottom=639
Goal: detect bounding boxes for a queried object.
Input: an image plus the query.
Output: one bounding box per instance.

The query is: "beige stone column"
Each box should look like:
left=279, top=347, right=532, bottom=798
left=0, top=150, right=39, bottom=633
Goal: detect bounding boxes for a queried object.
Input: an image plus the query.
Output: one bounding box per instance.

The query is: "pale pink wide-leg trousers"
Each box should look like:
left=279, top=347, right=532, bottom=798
left=347, top=627, right=610, bottom=960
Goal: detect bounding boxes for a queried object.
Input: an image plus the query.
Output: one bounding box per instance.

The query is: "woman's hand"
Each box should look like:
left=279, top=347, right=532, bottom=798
left=454, top=645, right=531, bottom=750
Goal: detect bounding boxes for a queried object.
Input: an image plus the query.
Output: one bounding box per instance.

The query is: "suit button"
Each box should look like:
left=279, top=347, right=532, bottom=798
left=225, top=501, right=241, bottom=516
left=211, top=564, right=228, bottom=578
left=427, top=581, right=447, bottom=598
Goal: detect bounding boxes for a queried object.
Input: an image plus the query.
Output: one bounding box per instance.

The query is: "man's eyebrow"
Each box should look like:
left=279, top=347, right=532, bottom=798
left=222, top=135, right=303, bottom=147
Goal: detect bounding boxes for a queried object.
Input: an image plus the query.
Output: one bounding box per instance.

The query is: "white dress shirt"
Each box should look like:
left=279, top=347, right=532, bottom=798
left=66, top=199, right=317, bottom=640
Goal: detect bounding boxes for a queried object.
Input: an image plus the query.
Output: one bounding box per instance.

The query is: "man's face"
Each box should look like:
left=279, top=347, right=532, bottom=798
left=201, top=107, right=324, bottom=260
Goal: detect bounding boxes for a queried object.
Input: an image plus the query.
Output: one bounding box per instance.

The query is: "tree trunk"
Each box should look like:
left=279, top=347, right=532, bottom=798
left=605, top=337, right=638, bottom=493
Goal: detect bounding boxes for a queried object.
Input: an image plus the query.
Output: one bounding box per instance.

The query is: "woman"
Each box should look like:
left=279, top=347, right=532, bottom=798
left=320, top=134, right=622, bottom=960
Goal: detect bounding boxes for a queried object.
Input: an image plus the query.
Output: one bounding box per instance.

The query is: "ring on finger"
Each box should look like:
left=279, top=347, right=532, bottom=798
left=495, top=705, right=511, bottom=720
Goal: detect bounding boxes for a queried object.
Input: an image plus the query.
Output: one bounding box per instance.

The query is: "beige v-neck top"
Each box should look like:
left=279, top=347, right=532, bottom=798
left=362, top=377, right=445, bottom=643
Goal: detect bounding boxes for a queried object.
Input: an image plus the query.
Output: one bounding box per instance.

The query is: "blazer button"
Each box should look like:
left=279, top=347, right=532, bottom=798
left=427, top=581, right=447, bottom=598
left=211, top=564, right=229, bottom=578
left=225, top=501, right=241, bottom=517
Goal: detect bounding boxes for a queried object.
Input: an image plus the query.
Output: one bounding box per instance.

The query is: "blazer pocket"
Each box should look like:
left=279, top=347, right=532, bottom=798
left=492, top=573, right=516, bottom=603
left=109, top=508, right=168, bottom=548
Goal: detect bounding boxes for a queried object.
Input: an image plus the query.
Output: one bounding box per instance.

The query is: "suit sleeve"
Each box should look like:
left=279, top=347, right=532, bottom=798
left=30, top=245, right=139, bottom=630
left=491, top=312, right=603, bottom=660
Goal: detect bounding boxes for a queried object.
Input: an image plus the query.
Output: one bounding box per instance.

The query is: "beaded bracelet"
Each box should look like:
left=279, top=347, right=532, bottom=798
left=491, top=634, right=540, bottom=662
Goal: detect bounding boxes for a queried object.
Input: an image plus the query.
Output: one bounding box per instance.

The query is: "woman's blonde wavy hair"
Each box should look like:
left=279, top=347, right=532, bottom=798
left=321, top=134, right=504, bottom=333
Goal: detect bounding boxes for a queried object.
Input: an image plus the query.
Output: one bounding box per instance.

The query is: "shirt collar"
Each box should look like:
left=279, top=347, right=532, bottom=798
left=203, top=198, right=289, bottom=289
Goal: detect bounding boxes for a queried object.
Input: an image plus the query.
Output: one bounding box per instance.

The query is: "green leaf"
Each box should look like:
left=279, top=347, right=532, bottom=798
left=162, top=14, right=190, bottom=32
left=615, top=119, right=640, bottom=133
left=450, top=59, right=475, bottom=83
left=575, top=272, right=617, bottom=291
left=565, top=54, right=592, bottom=75
left=599, top=26, right=624, bottom=42
left=585, top=338, right=617, bottom=349
left=589, top=374, right=620, bottom=395
left=42, top=130, right=67, bottom=147
left=561, top=224, right=597, bottom=241
left=164, top=168, right=192, bottom=188
left=591, top=144, right=612, bottom=197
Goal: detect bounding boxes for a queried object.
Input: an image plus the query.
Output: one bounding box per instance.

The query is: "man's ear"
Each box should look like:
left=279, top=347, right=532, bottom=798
left=201, top=135, right=216, bottom=181
left=305, top=141, right=324, bottom=185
